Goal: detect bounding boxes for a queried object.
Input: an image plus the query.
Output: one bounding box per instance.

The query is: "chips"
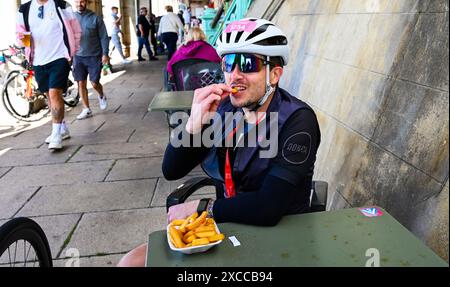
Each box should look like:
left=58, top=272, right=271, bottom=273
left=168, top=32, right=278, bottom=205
left=169, top=211, right=225, bottom=249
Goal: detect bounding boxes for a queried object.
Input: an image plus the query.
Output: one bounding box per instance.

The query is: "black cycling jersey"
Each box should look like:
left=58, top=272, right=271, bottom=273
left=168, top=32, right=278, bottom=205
left=162, top=107, right=320, bottom=226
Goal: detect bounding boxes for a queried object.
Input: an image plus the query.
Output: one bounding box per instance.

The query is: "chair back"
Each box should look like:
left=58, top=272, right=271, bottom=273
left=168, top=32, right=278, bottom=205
left=172, top=59, right=224, bottom=91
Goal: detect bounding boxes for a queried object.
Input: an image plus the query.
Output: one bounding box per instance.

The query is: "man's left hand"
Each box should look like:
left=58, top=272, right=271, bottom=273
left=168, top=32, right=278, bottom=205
left=167, top=199, right=200, bottom=224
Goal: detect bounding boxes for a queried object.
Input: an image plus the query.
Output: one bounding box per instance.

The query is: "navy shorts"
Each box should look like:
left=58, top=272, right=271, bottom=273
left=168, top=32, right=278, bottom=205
left=33, top=58, right=70, bottom=93
left=73, top=55, right=102, bottom=83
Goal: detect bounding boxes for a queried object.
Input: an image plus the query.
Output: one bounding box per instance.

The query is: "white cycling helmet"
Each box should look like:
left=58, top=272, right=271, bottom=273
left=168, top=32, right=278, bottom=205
left=216, top=18, right=289, bottom=66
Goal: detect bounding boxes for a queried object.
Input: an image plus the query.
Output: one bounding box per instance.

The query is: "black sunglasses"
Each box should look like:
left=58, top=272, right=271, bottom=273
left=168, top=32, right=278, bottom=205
left=221, top=53, right=276, bottom=74
left=38, top=5, right=44, bottom=19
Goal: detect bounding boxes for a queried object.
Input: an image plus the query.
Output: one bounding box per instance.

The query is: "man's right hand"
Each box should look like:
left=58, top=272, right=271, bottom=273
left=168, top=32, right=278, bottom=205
left=186, top=84, right=232, bottom=134
left=17, top=32, right=24, bottom=40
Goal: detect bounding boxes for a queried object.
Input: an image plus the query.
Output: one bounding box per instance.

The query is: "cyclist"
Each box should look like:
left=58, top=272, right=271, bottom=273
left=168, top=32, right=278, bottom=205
left=16, top=0, right=81, bottom=150
left=117, top=18, right=321, bottom=267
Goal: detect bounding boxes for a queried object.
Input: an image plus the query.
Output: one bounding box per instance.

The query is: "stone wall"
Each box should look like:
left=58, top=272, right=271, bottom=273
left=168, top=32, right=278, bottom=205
left=248, top=0, right=449, bottom=262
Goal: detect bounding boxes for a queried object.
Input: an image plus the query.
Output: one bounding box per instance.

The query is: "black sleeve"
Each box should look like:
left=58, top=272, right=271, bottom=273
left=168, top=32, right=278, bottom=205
left=161, top=129, right=211, bottom=180
left=268, top=108, right=321, bottom=186
left=212, top=109, right=321, bottom=226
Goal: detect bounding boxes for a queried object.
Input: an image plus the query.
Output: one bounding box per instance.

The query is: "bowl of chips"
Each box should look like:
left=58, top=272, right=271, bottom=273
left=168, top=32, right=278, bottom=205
left=167, top=211, right=225, bottom=254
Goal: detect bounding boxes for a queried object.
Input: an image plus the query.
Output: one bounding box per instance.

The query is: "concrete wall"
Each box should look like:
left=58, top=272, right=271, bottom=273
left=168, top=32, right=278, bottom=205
left=248, top=0, right=449, bottom=262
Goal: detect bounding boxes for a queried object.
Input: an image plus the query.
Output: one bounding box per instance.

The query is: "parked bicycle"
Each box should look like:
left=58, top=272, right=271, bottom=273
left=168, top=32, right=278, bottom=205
left=1, top=45, right=79, bottom=122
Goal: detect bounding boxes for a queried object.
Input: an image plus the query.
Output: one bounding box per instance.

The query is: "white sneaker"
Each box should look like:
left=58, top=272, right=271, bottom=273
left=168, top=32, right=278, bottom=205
left=48, top=133, right=63, bottom=150
left=45, top=128, right=70, bottom=144
left=76, top=108, right=93, bottom=120
left=98, top=96, right=107, bottom=110
left=122, top=59, right=132, bottom=64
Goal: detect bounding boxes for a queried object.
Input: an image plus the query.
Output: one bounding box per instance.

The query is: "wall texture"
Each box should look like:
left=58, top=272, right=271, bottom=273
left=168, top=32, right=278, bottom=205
left=248, top=0, right=449, bottom=262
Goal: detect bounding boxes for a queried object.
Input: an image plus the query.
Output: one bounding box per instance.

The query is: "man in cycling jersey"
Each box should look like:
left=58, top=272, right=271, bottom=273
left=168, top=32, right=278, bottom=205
left=117, top=18, right=321, bottom=267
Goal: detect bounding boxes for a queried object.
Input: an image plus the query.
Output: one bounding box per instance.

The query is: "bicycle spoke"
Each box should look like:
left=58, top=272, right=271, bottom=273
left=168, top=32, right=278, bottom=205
left=8, top=246, right=12, bottom=267
left=13, top=241, right=18, bottom=267
left=23, top=240, right=27, bottom=267
left=25, top=240, right=33, bottom=265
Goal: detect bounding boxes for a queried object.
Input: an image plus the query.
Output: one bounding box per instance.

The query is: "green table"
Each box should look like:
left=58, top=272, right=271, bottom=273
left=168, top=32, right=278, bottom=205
left=146, top=207, right=448, bottom=267
left=148, top=91, right=194, bottom=112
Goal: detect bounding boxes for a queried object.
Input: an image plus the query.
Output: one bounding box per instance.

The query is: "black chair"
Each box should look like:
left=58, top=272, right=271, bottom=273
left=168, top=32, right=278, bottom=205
left=166, top=177, right=328, bottom=213
left=171, top=59, right=225, bottom=91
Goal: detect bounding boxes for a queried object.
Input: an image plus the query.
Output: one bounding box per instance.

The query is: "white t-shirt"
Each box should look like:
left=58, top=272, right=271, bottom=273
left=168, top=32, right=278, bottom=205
left=29, top=0, right=69, bottom=66
left=158, top=13, right=183, bottom=35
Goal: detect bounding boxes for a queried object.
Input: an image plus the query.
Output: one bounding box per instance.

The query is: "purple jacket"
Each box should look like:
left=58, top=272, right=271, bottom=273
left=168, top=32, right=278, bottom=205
left=167, top=40, right=221, bottom=76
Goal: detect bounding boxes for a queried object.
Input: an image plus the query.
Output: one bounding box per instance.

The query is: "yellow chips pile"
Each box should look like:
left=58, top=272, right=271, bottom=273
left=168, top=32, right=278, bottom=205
left=168, top=211, right=225, bottom=249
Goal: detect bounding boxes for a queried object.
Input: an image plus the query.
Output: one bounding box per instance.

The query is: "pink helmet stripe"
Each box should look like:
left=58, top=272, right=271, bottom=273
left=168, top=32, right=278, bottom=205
left=224, top=20, right=257, bottom=33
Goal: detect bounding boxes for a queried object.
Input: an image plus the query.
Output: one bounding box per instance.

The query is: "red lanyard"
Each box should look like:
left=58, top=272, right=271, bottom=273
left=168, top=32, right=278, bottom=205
left=224, top=113, right=266, bottom=198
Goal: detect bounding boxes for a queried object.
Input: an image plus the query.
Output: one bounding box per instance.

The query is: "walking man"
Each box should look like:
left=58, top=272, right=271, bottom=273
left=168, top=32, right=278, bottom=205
left=16, top=0, right=81, bottom=150
left=158, top=5, right=184, bottom=61
left=137, top=7, right=157, bottom=61
left=109, top=6, right=132, bottom=64
left=73, top=0, right=110, bottom=120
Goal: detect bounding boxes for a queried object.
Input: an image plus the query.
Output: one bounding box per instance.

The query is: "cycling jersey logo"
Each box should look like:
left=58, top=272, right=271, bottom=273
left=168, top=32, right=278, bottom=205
left=281, top=132, right=311, bottom=165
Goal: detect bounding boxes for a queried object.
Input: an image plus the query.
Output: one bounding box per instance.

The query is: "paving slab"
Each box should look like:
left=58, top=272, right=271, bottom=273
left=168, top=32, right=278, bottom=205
left=0, top=145, right=81, bottom=168
left=68, top=142, right=165, bottom=162
left=106, top=157, right=164, bottom=181
left=0, top=185, right=39, bottom=219
left=61, top=208, right=166, bottom=257
left=52, top=129, right=133, bottom=146
left=31, top=214, right=82, bottom=260
left=0, top=167, right=11, bottom=178
left=127, top=125, right=170, bottom=145
left=53, top=253, right=125, bottom=267
left=17, top=179, right=157, bottom=217
left=0, top=160, right=114, bottom=187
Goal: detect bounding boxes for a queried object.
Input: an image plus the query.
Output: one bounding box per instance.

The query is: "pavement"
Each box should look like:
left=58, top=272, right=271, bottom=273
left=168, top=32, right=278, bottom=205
left=0, top=56, right=213, bottom=267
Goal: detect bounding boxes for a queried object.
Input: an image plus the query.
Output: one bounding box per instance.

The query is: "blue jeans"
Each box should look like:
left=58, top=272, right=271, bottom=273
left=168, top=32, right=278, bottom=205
left=137, top=36, right=154, bottom=59
left=162, top=32, right=178, bottom=61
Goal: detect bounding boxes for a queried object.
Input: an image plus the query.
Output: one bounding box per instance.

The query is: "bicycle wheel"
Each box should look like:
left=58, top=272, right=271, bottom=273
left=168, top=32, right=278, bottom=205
left=0, top=218, right=52, bottom=267
left=1, top=72, right=49, bottom=122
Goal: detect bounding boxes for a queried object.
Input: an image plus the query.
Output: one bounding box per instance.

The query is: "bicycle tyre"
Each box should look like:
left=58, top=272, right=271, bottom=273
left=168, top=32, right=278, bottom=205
left=1, top=72, right=49, bottom=122
left=5, top=70, right=19, bottom=83
left=0, top=218, right=53, bottom=267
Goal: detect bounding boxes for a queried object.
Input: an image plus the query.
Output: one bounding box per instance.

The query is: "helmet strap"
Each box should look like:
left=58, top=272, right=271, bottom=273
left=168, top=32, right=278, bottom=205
left=249, top=56, right=274, bottom=111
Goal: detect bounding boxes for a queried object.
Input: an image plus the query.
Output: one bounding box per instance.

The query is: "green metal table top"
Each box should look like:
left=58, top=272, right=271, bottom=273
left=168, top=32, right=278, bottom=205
left=148, top=91, right=194, bottom=112
left=146, top=207, right=448, bottom=267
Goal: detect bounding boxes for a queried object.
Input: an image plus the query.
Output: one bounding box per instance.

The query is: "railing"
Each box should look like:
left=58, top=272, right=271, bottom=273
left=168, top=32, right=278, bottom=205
left=202, top=0, right=253, bottom=46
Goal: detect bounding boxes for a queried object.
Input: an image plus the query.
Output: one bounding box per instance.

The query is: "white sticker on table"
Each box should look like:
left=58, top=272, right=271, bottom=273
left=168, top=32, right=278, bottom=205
left=228, top=236, right=241, bottom=247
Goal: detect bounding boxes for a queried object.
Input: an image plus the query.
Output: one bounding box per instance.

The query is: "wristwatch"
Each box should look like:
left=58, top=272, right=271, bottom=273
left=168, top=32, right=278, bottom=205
left=197, top=198, right=210, bottom=214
